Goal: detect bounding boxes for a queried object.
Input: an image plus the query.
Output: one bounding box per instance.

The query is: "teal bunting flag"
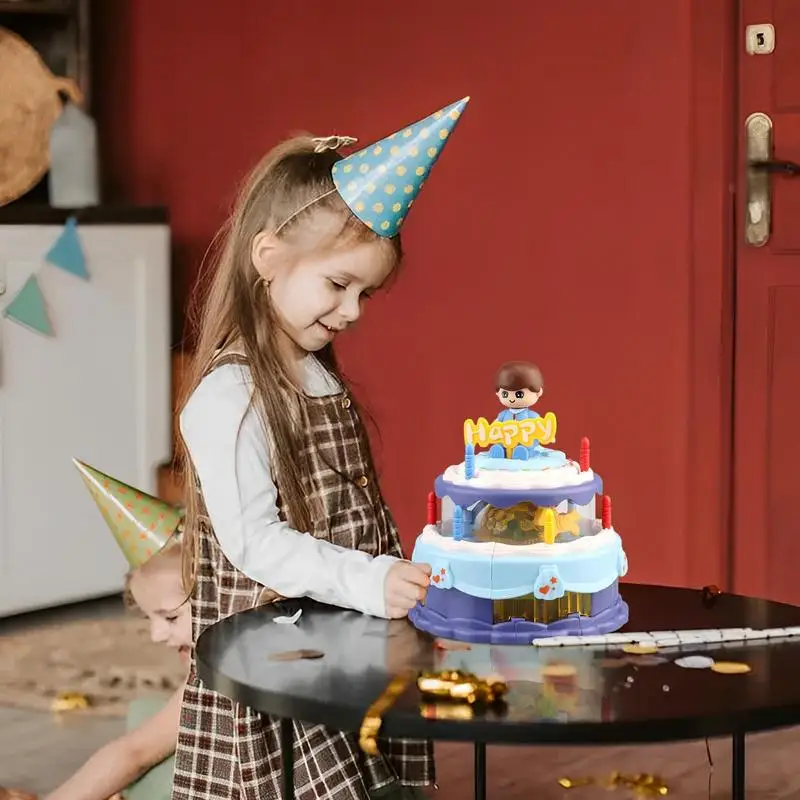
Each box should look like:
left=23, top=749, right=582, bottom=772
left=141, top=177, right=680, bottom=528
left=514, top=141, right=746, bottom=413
left=2, top=216, right=91, bottom=339
left=45, top=215, right=89, bottom=279
left=2, top=274, right=53, bottom=337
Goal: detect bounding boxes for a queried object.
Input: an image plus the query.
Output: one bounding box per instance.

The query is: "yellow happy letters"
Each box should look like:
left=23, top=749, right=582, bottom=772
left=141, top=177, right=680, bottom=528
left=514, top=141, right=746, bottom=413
left=463, top=412, right=557, bottom=449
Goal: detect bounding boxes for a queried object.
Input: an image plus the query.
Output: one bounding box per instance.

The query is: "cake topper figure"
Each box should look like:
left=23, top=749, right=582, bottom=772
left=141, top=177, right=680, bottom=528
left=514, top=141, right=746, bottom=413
left=489, top=361, right=544, bottom=460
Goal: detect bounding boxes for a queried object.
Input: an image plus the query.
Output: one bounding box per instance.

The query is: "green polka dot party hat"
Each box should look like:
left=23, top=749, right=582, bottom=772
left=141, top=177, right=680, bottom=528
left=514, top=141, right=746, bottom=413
left=73, top=458, right=183, bottom=568
left=331, top=95, right=469, bottom=237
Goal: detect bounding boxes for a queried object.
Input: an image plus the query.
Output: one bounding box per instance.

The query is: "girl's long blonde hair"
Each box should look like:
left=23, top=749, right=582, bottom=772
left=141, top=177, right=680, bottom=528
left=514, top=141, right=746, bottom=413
left=177, top=135, right=402, bottom=593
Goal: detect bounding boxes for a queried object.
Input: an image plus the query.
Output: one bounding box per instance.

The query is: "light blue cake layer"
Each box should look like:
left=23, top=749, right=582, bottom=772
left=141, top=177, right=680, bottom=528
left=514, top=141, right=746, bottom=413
left=412, top=530, right=628, bottom=601
left=474, top=449, right=568, bottom=471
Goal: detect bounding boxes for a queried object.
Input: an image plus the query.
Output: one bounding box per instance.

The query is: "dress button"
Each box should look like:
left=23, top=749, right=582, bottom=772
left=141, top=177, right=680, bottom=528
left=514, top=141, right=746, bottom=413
left=342, top=397, right=352, bottom=409
left=357, top=475, right=369, bottom=488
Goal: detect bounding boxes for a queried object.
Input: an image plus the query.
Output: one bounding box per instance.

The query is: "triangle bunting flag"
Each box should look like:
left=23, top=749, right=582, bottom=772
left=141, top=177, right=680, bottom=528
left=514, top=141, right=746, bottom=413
left=45, top=216, right=89, bottom=280
left=3, top=274, right=53, bottom=337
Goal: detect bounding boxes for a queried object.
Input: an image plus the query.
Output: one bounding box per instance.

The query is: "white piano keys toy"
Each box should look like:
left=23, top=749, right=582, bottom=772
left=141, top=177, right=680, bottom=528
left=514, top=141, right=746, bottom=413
left=531, top=626, right=800, bottom=648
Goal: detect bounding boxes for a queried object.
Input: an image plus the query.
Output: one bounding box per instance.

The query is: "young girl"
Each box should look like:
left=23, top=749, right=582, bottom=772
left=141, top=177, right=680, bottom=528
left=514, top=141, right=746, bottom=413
left=45, top=462, right=191, bottom=800
left=174, top=96, right=470, bottom=800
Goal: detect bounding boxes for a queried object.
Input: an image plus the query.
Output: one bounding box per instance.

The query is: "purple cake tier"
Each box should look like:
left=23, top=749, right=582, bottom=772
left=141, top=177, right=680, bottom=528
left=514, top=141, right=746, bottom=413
left=409, top=581, right=628, bottom=645
left=434, top=472, right=603, bottom=509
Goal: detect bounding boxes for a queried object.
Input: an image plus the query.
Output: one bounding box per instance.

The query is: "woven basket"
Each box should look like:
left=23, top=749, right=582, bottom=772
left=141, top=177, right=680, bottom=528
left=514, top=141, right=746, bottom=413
left=0, top=26, right=84, bottom=207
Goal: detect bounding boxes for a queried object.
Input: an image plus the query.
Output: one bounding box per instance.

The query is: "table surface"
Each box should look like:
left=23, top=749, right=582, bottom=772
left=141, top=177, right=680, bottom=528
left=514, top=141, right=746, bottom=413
left=196, top=583, right=800, bottom=745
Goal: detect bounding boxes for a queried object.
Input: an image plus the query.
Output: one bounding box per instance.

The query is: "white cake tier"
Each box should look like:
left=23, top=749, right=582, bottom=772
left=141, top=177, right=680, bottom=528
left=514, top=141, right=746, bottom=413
left=443, top=459, right=595, bottom=490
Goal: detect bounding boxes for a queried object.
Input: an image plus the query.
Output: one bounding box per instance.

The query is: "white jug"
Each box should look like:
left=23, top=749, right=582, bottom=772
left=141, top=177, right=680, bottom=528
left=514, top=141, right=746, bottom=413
left=48, top=100, right=100, bottom=208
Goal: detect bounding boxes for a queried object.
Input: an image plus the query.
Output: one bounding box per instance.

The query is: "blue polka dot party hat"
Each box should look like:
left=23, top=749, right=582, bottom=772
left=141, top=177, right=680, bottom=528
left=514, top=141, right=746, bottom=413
left=332, top=95, right=469, bottom=236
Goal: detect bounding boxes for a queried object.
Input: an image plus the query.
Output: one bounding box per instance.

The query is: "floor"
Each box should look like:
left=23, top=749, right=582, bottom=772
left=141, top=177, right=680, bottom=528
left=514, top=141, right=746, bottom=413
left=1, top=596, right=127, bottom=797
left=3, top=598, right=800, bottom=798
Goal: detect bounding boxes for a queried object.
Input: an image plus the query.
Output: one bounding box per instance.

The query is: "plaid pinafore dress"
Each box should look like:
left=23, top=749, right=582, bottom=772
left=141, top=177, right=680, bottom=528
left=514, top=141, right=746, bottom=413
left=171, top=354, right=434, bottom=800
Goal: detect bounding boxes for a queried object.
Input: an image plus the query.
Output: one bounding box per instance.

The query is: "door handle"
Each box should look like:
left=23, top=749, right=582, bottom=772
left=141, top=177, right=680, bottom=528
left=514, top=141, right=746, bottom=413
left=749, top=159, right=800, bottom=176
left=745, top=112, right=774, bottom=247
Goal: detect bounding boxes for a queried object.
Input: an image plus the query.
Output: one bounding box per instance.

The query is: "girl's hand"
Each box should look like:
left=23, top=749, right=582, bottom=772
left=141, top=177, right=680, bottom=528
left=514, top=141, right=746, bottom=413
left=0, top=789, right=38, bottom=800
left=384, top=560, right=432, bottom=618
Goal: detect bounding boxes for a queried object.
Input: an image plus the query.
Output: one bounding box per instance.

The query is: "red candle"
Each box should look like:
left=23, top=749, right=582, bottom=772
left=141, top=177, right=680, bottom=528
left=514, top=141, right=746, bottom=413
left=602, top=495, right=612, bottom=529
left=579, top=437, right=591, bottom=471
left=427, top=492, right=438, bottom=525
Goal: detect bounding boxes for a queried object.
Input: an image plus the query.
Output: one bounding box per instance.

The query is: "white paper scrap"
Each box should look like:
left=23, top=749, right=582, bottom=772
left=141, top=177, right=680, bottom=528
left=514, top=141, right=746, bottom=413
left=274, top=609, right=303, bottom=625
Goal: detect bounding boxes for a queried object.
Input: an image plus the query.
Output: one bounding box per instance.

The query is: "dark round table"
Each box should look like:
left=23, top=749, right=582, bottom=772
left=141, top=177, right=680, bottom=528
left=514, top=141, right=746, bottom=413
left=195, top=583, right=800, bottom=800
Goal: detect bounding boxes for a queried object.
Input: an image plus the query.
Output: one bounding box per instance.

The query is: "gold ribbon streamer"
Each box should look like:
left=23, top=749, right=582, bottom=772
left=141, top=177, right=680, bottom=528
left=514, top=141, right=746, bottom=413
left=359, top=669, right=510, bottom=755
left=359, top=670, right=417, bottom=755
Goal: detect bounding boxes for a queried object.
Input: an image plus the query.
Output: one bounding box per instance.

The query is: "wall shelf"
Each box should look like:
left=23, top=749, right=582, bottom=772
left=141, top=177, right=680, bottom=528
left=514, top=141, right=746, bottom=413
left=0, top=0, right=76, bottom=15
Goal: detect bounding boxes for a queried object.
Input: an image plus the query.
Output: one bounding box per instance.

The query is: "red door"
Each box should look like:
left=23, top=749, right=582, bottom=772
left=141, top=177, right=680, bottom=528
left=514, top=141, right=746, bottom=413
left=734, top=0, right=800, bottom=603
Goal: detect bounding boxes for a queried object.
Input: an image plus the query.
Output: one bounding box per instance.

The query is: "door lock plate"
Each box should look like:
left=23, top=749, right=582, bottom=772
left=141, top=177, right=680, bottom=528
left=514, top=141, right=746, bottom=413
left=746, top=24, right=775, bottom=55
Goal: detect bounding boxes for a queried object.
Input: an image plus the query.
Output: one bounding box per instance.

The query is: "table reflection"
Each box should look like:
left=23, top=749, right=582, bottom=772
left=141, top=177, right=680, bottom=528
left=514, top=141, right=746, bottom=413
left=431, top=643, right=612, bottom=723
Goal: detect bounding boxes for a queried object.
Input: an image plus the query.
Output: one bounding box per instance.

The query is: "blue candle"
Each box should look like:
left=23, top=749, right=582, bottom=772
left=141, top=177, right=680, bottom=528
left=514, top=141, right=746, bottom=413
left=465, top=443, right=475, bottom=479
left=453, top=506, right=464, bottom=541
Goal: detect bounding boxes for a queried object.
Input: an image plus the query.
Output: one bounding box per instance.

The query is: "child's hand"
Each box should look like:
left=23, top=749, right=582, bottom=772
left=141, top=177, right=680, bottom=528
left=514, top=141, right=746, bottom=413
left=384, top=561, right=432, bottom=618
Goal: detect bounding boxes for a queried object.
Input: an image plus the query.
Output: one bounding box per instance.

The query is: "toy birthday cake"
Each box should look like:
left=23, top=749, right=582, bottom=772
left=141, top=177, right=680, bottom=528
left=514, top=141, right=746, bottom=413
left=409, top=361, right=629, bottom=645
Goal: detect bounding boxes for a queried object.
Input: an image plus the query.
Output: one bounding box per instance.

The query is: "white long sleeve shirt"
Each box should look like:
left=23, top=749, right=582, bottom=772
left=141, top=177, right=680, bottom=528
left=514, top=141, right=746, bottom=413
left=179, top=355, right=397, bottom=618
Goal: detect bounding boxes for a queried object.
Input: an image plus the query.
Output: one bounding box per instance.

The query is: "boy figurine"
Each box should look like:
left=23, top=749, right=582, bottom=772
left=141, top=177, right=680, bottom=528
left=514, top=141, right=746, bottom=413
left=489, top=360, right=544, bottom=460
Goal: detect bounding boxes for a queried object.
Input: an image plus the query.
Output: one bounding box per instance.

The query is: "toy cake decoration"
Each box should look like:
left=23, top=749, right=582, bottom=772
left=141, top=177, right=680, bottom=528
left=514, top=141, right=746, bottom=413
left=408, top=361, right=629, bottom=645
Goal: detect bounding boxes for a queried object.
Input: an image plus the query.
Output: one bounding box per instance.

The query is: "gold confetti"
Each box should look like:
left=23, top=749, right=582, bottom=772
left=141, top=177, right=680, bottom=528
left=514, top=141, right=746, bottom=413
left=417, top=669, right=509, bottom=704
left=541, top=663, right=578, bottom=678
left=420, top=702, right=474, bottom=720
left=558, top=772, right=668, bottom=795
left=51, top=691, right=90, bottom=712
left=711, top=661, right=751, bottom=674
left=623, top=643, right=660, bottom=655
left=559, top=776, right=594, bottom=788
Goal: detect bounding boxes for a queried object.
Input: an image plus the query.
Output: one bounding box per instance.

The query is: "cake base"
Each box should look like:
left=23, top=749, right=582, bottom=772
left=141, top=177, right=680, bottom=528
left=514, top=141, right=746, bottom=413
left=409, top=582, right=629, bottom=645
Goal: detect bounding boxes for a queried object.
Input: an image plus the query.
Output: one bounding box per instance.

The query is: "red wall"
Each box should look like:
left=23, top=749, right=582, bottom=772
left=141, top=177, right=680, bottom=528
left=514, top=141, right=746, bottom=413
left=95, top=1, right=708, bottom=587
